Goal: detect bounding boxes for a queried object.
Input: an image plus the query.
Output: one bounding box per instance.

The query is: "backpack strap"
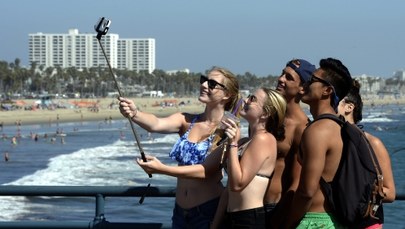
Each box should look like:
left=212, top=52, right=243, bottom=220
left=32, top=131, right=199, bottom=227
left=313, top=113, right=345, bottom=125
left=313, top=113, right=345, bottom=213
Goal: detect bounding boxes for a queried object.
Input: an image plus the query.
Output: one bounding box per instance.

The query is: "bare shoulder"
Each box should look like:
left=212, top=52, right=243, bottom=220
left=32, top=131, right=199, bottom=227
left=285, top=114, right=308, bottom=129
left=282, top=115, right=307, bottom=141
left=304, top=118, right=340, bottom=137
left=364, top=132, right=383, bottom=146
left=364, top=132, right=388, bottom=155
left=256, top=131, right=276, bottom=142
left=165, top=112, right=195, bottom=133
left=250, top=132, right=277, bottom=153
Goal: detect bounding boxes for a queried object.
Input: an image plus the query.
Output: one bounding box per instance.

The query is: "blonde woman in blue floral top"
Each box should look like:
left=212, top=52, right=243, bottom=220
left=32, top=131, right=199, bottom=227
left=119, top=66, right=240, bottom=229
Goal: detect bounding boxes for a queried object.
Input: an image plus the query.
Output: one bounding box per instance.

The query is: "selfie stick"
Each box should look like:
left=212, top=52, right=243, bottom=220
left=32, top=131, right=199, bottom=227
left=94, top=17, right=151, bottom=179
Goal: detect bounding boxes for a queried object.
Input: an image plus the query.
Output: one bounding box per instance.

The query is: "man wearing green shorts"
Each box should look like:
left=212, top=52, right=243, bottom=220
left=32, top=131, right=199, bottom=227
left=284, top=58, right=353, bottom=228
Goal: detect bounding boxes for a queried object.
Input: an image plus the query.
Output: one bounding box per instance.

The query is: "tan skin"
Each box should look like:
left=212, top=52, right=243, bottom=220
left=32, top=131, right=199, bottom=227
left=286, top=68, right=344, bottom=228
left=211, top=89, right=279, bottom=228
left=266, top=64, right=308, bottom=204
left=338, top=99, right=396, bottom=203
left=119, top=70, right=231, bottom=209
left=225, top=89, right=277, bottom=210
left=265, top=64, right=309, bottom=228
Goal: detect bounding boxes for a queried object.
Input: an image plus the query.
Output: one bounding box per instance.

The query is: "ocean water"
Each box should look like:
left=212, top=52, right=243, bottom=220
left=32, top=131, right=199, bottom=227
left=0, top=104, right=404, bottom=228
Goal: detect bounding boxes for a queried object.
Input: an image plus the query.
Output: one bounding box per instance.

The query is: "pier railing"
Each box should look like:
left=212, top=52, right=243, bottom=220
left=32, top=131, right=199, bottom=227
left=0, top=185, right=176, bottom=229
left=0, top=185, right=404, bottom=229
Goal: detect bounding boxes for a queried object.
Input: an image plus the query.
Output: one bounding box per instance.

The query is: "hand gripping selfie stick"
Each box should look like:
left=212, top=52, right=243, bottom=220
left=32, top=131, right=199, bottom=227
left=94, top=17, right=151, bottom=203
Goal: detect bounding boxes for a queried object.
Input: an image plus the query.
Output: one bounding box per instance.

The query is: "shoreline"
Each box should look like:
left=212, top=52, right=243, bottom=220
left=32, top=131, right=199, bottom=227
left=1, top=96, right=404, bottom=127
left=0, top=97, right=204, bottom=126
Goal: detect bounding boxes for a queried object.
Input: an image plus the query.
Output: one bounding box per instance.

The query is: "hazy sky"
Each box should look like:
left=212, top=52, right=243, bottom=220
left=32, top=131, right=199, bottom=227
left=1, top=0, right=404, bottom=78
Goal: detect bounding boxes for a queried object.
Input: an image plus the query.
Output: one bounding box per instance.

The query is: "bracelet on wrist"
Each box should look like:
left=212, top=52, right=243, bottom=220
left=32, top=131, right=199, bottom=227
left=228, top=144, right=238, bottom=148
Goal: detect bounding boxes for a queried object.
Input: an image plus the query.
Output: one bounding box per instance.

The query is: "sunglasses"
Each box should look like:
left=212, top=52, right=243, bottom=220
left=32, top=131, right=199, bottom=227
left=246, top=94, right=258, bottom=103
left=309, top=74, right=340, bottom=109
left=309, top=74, right=332, bottom=86
left=200, top=75, right=226, bottom=90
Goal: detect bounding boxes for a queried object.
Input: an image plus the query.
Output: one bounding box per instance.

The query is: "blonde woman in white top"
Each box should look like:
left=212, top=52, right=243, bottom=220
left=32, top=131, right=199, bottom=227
left=213, top=88, right=286, bottom=228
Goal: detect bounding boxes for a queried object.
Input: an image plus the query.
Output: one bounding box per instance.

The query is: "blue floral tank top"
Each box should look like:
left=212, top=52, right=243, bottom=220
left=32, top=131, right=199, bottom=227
left=169, top=115, right=214, bottom=165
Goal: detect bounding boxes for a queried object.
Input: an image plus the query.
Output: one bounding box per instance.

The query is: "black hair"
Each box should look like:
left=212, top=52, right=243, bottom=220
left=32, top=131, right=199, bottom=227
left=319, top=58, right=353, bottom=106
left=345, top=80, right=363, bottom=123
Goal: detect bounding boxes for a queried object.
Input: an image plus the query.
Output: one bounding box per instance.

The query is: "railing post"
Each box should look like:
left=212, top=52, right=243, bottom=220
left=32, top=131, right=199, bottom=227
left=0, top=185, right=177, bottom=228
left=93, top=194, right=106, bottom=225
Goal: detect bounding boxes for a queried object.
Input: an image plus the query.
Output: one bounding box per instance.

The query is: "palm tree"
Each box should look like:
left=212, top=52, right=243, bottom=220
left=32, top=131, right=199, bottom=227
left=0, top=61, right=12, bottom=97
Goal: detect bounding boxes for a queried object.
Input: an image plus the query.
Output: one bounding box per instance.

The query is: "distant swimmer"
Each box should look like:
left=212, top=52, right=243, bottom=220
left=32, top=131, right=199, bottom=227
left=147, top=132, right=154, bottom=142
left=4, top=152, right=9, bottom=162
left=120, top=131, right=126, bottom=140
left=11, top=136, right=17, bottom=145
left=375, top=126, right=384, bottom=131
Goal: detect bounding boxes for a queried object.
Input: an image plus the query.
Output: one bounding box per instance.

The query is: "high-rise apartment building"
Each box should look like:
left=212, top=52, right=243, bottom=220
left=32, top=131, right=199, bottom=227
left=29, top=29, right=155, bottom=73
left=117, top=38, right=155, bottom=73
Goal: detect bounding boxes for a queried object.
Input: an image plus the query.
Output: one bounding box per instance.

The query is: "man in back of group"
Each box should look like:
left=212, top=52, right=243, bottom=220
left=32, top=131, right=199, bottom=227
left=264, top=58, right=316, bottom=228
left=285, top=57, right=353, bottom=228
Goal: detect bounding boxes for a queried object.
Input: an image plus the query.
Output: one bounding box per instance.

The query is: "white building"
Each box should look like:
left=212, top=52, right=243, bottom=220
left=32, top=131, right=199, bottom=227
left=393, top=70, right=405, bottom=81
left=29, top=29, right=155, bottom=73
left=165, top=68, right=190, bottom=75
left=117, top=38, right=155, bottom=73
left=353, top=74, right=383, bottom=94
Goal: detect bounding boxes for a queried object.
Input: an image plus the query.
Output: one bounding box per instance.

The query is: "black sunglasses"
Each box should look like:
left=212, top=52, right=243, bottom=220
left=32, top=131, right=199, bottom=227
left=309, top=74, right=332, bottom=86
left=200, top=75, right=226, bottom=90
left=309, top=74, right=340, bottom=108
left=246, top=94, right=258, bottom=103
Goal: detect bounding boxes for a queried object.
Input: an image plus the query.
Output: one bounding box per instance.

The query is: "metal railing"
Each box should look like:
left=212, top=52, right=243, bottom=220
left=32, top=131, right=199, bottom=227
left=0, top=186, right=176, bottom=229
left=0, top=185, right=404, bottom=229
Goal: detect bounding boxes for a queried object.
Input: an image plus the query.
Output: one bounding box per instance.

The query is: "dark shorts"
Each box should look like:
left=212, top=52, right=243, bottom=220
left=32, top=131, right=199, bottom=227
left=227, top=206, right=266, bottom=229
left=264, top=203, right=278, bottom=228
left=171, top=197, right=220, bottom=229
left=264, top=203, right=277, bottom=215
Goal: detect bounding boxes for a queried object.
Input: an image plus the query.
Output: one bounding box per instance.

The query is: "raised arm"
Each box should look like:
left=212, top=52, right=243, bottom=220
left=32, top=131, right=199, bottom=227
left=118, top=97, right=184, bottom=133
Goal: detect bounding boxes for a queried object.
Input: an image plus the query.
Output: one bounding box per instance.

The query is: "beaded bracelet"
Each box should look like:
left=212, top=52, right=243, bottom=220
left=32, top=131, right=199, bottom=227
left=228, top=144, right=238, bottom=148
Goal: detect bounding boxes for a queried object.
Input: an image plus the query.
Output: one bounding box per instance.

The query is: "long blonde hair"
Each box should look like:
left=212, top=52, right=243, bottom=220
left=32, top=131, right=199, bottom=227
left=206, top=66, right=242, bottom=150
left=262, top=88, right=286, bottom=141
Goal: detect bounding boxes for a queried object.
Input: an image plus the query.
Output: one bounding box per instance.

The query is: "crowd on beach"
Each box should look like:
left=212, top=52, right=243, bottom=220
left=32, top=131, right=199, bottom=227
left=117, top=59, right=395, bottom=229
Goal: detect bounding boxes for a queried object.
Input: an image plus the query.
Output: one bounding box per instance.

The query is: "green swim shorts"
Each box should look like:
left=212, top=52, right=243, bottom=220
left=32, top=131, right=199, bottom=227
left=296, top=212, right=345, bottom=229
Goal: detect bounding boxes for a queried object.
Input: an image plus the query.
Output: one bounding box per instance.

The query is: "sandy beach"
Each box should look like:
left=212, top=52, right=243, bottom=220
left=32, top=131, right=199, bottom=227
left=0, top=97, right=205, bottom=126
left=1, top=95, right=404, bottom=127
